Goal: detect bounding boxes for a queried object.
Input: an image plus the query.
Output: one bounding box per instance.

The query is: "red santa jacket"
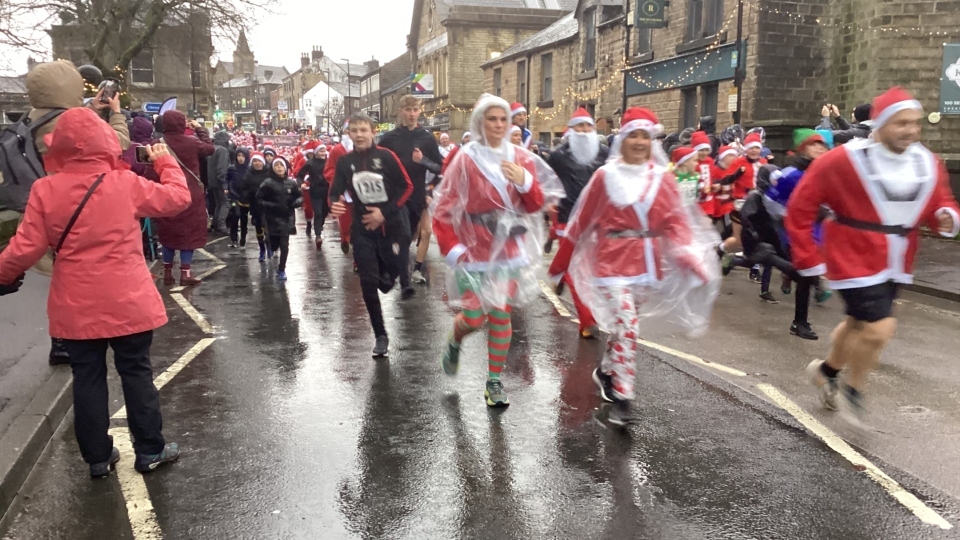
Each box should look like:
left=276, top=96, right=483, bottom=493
left=729, top=156, right=765, bottom=200
left=786, top=139, right=960, bottom=289
left=695, top=159, right=716, bottom=217
left=433, top=145, right=545, bottom=269
left=549, top=163, right=696, bottom=285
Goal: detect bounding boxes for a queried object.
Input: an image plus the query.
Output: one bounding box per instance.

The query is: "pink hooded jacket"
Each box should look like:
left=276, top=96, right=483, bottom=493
left=0, top=108, right=190, bottom=340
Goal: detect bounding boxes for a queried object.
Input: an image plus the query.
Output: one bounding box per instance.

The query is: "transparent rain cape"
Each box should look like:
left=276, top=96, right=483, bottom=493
left=432, top=141, right=564, bottom=312
left=563, top=162, right=722, bottom=337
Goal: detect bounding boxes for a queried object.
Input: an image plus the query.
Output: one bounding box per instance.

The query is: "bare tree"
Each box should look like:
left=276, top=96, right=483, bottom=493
left=317, top=96, right=346, bottom=135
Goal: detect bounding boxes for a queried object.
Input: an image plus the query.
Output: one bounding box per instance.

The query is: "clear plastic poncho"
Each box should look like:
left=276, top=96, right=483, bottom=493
left=431, top=95, right=564, bottom=312
left=562, top=161, right=722, bottom=337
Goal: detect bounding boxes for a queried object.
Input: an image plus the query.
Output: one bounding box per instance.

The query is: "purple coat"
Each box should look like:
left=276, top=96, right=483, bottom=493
left=152, top=111, right=215, bottom=250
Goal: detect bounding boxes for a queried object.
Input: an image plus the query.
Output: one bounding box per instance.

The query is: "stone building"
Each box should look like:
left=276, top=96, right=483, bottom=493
left=0, top=74, right=29, bottom=126
left=275, top=47, right=371, bottom=130
left=407, top=0, right=577, bottom=139
left=213, top=32, right=288, bottom=130
left=360, top=53, right=414, bottom=124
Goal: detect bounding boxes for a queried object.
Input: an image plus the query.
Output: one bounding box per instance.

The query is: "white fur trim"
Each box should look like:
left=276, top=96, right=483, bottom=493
left=936, top=207, right=960, bottom=237
left=873, top=99, right=922, bottom=130
left=743, top=141, right=763, bottom=150
left=719, top=148, right=740, bottom=160
left=693, top=143, right=711, bottom=152
left=675, top=152, right=697, bottom=167
left=516, top=169, right=534, bottom=193
left=568, top=117, right=595, bottom=128
left=620, top=119, right=663, bottom=138
left=797, top=263, right=826, bottom=277
left=446, top=244, right=468, bottom=267
left=511, top=106, right=527, bottom=116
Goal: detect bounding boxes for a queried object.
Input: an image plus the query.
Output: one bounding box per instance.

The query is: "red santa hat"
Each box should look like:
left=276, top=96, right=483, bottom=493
left=618, top=107, right=663, bottom=139
left=691, top=131, right=711, bottom=152
left=671, top=146, right=698, bottom=167
left=743, top=133, right=763, bottom=150
left=567, top=107, right=595, bottom=128
left=717, top=145, right=739, bottom=161
left=871, top=86, right=922, bottom=130
left=250, top=152, right=266, bottom=165
left=510, top=102, right=527, bottom=117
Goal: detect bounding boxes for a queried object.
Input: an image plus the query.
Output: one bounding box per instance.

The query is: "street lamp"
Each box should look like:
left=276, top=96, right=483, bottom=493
left=341, top=58, right=352, bottom=117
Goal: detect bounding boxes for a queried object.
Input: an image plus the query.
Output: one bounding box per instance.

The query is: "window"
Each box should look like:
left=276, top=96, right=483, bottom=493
left=540, top=53, right=553, bottom=101
left=131, top=50, right=154, bottom=85
left=687, top=0, right=723, bottom=41
left=517, top=61, right=527, bottom=104
left=583, top=8, right=597, bottom=72
left=700, top=83, right=718, bottom=120
left=636, top=27, right=653, bottom=56
left=682, top=87, right=698, bottom=129
left=191, top=53, right=203, bottom=88
left=493, top=68, right=502, bottom=97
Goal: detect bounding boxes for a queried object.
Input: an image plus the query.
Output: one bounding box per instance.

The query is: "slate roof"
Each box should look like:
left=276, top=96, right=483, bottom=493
left=218, top=62, right=289, bottom=79
left=0, top=75, right=27, bottom=94
left=335, top=62, right=370, bottom=77
left=483, top=12, right=577, bottom=66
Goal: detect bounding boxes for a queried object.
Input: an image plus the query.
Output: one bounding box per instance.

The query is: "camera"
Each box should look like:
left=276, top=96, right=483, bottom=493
left=135, top=146, right=151, bottom=164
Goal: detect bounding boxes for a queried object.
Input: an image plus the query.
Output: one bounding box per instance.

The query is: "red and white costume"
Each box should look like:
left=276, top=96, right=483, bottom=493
left=324, top=133, right=354, bottom=245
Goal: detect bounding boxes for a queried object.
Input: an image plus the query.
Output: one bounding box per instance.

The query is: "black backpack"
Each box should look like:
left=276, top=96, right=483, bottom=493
left=0, top=109, right=65, bottom=212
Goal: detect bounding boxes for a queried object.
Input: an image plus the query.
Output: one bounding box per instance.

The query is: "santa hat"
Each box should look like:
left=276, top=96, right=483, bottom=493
left=568, top=107, right=595, bottom=128
left=250, top=152, right=266, bottom=165
left=510, top=102, right=527, bottom=117
left=618, top=107, right=663, bottom=139
left=461, top=132, right=471, bottom=142
left=871, top=86, right=922, bottom=130
left=509, top=125, right=522, bottom=135
left=717, top=145, right=739, bottom=161
left=671, top=146, right=697, bottom=167
left=743, top=133, right=763, bottom=150
left=263, top=145, right=276, bottom=156
left=691, top=131, right=711, bottom=152
left=271, top=155, right=290, bottom=174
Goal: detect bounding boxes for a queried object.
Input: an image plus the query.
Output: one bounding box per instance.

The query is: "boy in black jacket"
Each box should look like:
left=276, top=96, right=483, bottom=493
left=256, top=156, right=302, bottom=282
left=330, top=113, right=414, bottom=358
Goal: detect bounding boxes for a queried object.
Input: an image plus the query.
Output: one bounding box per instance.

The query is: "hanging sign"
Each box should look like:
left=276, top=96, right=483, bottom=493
left=635, top=0, right=666, bottom=28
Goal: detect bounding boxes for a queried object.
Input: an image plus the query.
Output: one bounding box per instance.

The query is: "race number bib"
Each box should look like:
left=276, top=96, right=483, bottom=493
left=678, top=180, right=698, bottom=206
left=352, top=171, right=388, bottom=205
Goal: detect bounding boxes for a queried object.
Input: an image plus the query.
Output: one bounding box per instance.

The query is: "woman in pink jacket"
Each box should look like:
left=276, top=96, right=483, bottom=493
left=0, top=108, right=190, bottom=478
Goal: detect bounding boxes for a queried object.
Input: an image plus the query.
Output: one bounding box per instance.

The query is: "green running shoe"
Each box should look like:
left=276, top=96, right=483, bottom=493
left=485, top=379, right=510, bottom=408
left=442, top=335, right=461, bottom=376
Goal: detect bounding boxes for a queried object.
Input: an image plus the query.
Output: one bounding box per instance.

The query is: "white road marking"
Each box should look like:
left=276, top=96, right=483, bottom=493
left=194, top=264, right=226, bottom=282
left=196, top=248, right=224, bottom=266
left=537, top=280, right=572, bottom=318
left=170, top=293, right=213, bottom=334
left=757, top=384, right=953, bottom=530
left=107, top=426, right=163, bottom=539
left=204, top=236, right=227, bottom=247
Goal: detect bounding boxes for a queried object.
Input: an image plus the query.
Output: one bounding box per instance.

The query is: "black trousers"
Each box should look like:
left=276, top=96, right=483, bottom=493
left=246, top=208, right=265, bottom=249
left=311, top=194, right=330, bottom=238
left=268, top=234, right=290, bottom=271
left=227, top=204, right=248, bottom=243
left=62, top=330, right=165, bottom=463
left=353, top=228, right=404, bottom=337
left=733, top=246, right=814, bottom=325
left=397, top=206, right=420, bottom=288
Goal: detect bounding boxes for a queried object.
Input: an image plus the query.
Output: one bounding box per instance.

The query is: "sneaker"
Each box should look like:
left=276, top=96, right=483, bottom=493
left=441, top=335, right=461, bottom=376
left=806, top=359, right=839, bottom=410
left=134, top=443, right=180, bottom=474
left=790, top=321, right=819, bottom=340
left=277, top=271, right=287, bottom=282
left=607, top=399, right=633, bottom=426
left=592, top=368, right=615, bottom=403
left=401, top=286, right=416, bottom=300
left=781, top=283, right=792, bottom=295
left=258, top=247, right=266, bottom=262
left=372, top=335, right=389, bottom=358
left=228, top=242, right=237, bottom=248
left=378, top=272, right=396, bottom=294
left=749, top=267, right=761, bottom=283
left=838, top=385, right=866, bottom=426
left=759, top=291, right=779, bottom=304
left=580, top=325, right=599, bottom=339
left=341, top=241, right=350, bottom=255
left=305, top=222, right=312, bottom=236
left=544, top=238, right=554, bottom=254
left=721, top=253, right=735, bottom=276
left=316, top=239, right=323, bottom=251
left=815, top=288, right=833, bottom=304
left=484, top=379, right=510, bottom=407
left=90, top=447, right=121, bottom=479
left=239, top=238, right=246, bottom=248
left=411, top=269, right=427, bottom=284
left=266, top=248, right=275, bottom=260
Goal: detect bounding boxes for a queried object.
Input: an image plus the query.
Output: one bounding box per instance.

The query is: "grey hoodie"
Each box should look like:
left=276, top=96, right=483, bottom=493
left=207, top=131, right=231, bottom=189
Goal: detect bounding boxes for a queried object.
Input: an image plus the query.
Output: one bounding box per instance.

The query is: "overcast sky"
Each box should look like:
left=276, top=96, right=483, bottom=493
left=0, top=0, right=416, bottom=76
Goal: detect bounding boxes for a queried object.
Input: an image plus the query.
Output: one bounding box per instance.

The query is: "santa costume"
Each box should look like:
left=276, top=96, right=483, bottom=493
left=324, top=123, right=355, bottom=254
left=690, top=131, right=715, bottom=216
left=510, top=102, right=533, bottom=149
left=548, top=107, right=720, bottom=424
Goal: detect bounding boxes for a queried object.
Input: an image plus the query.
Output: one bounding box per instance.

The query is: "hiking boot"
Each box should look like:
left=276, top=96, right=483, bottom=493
left=372, top=335, right=389, bottom=358
left=258, top=247, right=266, bottom=262
left=759, top=291, right=779, bottom=304
left=790, top=321, right=819, bottom=340
left=135, top=443, right=180, bottom=474
left=806, top=359, right=839, bottom=411
left=592, top=368, right=615, bottom=403
left=179, top=265, right=201, bottom=286
left=49, top=338, right=71, bottom=366
left=401, top=286, right=416, bottom=300
left=485, top=379, right=509, bottom=408
left=411, top=269, right=427, bottom=284
left=90, top=447, right=121, bottom=479
left=442, top=335, right=461, bottom=376
left=341, top=241, right=350, bottom=255
left=607, top=399, right=633, bottom=426
left=162, top=264, right=175, bottom=286
left=277, top=271, right=287, bottom=282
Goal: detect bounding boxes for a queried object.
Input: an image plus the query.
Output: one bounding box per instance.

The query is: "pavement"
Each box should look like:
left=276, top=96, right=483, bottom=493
left=1, top=227, right=959, bottom=539
left=909, top=237, right=960, bottom=302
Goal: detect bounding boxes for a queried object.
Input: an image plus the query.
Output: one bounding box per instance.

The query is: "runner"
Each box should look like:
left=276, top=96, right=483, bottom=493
left=256, top=156, right=302, bottom=282
left=329, top=113, right=414, bottom=358
left=325, top=123, right=355, bottom=257
left=433, top=94, right=552, bottom=407
left=690, top=131, right=715, bottom=217
left=718, top=134, right=764, bottom=277
left=297, top=141, right=329, bottom=249
left=548, top=107, right=720, bottom=425
left=510, top=102, right=533, bottom=149
left=378, top=95, right=445, bottom=297
left=546, top=107, right=609, bottom=339
left=710, top=145, right=742, bottom=242
left=225, top=147, right=250, bottom=248
left=239, top=152, right=270, bottom=261
left=787, top=87, right=960, bottom=422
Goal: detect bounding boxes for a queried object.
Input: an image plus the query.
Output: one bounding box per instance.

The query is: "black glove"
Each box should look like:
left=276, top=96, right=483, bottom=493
left=0, top=273, right=25, bottom=296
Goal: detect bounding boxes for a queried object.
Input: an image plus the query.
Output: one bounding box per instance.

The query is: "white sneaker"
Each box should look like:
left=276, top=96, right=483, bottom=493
left=806, top=359, right=839, bottom=411
left=411, top=269, right=427, bottom=284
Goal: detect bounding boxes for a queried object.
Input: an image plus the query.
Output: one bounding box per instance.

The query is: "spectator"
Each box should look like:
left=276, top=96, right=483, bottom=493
left=154, top=110, right=215, bottom=287
left=122, top=117, right=156, bottom=177
left=0, top=108, right=189, bottom=477
left=207, top=131, right=231, bottom=233
left=819, top=103, right=873, bottom=145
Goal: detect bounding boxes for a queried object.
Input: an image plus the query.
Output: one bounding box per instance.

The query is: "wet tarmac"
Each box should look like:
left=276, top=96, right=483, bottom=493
left=2, top=230, right=959, bottom=539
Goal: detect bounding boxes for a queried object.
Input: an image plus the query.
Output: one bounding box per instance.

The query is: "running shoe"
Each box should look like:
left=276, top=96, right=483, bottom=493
left=815, top=288, right=833, bottom=304
left=790, top=321, right=819, bottom=340
left=485, top=379, right=509, bottom=407
left=315, top=239, right=323, bottom=251
left=239, top=238, right=246, bottom=248
left=592, top=368, right=615, bottom=403
left=306, top=222, right=312, bottom=236
left=721, top=253, right=735, bottom=276
left=806, top=359, right=839, bottom=411
left=411, top=269, right=427, bottom=284
left=544, top=238, right=554, bottom=254
left=401, top=286, right=416, bottom=300
left=749, top=266, right=761, bottom=283
left=258, top=247, right=266, bottom=262
left=135, top=443, right=180, bottom=474
left=607, top=399, right=633, bottom=426
left=759, top=291, right=779, bottom=304
left=277, top=271, right=287, bottom=282
left=781, top=283, right=792, bottom=295
left=90, top=447, right=121, bottom=479
left=441, top=334, right=461, bottom=376
left=341, top=241, right=350, bottom=254
left=228, top=242, right=237, bottom=248
left=838, top=385, right=866, bottom=427
left=372, top=335, right=389, bottom=358
left=266, top=248, right=275, bottom=259
left=378, top=272, right=396, bottom=294
left=580, top=325, right=599, bottom=339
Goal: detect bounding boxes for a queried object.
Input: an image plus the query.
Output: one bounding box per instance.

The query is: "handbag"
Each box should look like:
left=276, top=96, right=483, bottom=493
left=159, top=138, right=204, bottom=187
left=53, top=173, right=105, bottom=262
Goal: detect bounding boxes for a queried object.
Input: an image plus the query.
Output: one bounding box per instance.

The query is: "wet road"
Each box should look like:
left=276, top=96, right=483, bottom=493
left=3, top=228, right=959, bottom=539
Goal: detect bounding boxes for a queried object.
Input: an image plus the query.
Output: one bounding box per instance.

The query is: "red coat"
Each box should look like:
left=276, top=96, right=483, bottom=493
left=0, top=108, right=191, bottom=339
left=432, top=146, right=545, bottom=268
left=695, top=159, right=716, bottom=217
left=786, top=140, right=960, bottom=289
left=729, top=156, right=765, bottom=200
left=549, top=163, right=694, bottom=285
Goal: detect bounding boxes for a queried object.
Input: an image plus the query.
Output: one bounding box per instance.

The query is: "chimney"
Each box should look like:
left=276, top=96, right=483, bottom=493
left=301, top=53, right=310, bottom=68
left=364, top=57, right=380, bottom=71
left=311, top=46, right=323, bottom=62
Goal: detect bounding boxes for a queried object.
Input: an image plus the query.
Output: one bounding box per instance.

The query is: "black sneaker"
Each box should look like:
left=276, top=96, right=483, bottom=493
left=341, top=241, right=351, bottom=255
left=373, top=335, right=389, bottom=358
left=607, top=399, right=633, bottom=426
left=49, top=338, right=70, bottom=366
left=90, top=447, right=121, bottom=479
left=135, top=443, right=180, bottom=474
left=790, top=321, right=819, bottom=340
left=759, top=291, right=779, bottom=304
left=592, top=368, right=615, bottom=403
left=378, top=272, right=396, bottom=294
left=239, top=238, right=246, bottom=248
left=749, top=267, right=761, bottom=283
left=401, top=286, right=416, bottom=300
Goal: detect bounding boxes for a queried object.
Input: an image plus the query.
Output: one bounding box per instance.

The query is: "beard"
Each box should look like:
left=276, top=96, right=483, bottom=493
left=568, top=131, right=600, bottom=165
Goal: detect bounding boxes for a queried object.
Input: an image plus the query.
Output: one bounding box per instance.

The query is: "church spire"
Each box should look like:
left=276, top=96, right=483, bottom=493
left=236, top=29, right=252, bottom=55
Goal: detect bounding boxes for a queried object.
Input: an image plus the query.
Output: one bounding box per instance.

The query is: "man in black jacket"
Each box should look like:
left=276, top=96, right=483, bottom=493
left=377, top=95, right=444, bottom=297
left=819, top=103, right=873, bottom=145
left=330, top=113, right=414, bottom=358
